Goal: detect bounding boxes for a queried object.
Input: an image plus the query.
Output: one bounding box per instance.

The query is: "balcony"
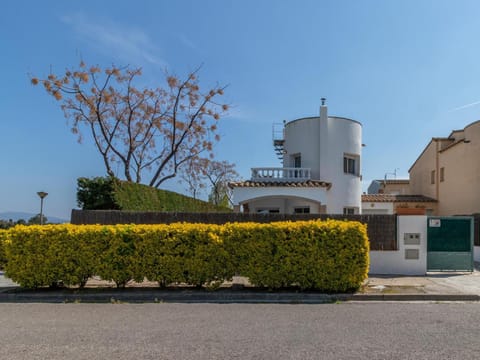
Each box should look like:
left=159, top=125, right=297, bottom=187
left=251, top=167, right=311, bottom=182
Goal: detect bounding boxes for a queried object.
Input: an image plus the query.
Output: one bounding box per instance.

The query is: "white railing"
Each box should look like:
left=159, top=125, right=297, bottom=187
left=251, top=167, right=311, bottom=182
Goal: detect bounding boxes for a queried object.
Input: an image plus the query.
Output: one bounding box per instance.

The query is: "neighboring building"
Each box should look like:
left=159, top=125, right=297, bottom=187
left=367, top=179, right=410, bottom=195
left=361, top=194, right=437, bottom=215
left=409, top=120, right=480, bottom=216
left=229, top=99, right=363, bottom=214
left=364, top=179, right=437, bottom=215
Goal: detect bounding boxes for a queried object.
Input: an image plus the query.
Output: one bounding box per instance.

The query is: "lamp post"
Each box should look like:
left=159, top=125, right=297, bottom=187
left=37, top=191, right=48, bottom=225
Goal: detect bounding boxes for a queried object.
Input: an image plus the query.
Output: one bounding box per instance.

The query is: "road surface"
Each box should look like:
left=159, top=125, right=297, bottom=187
left=1, top=302, right=479, bottom=359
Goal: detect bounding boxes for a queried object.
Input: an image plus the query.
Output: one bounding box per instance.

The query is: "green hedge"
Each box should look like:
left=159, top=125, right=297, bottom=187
left=2, top=220, right=369, bottom=291
left=76, top=176, right=231, bottom=212
left=113, top=180, right=231, bottom=212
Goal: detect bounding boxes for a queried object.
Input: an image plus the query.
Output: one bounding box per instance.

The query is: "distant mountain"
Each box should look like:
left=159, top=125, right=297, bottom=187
left=0, top=212, right=68, bottom=224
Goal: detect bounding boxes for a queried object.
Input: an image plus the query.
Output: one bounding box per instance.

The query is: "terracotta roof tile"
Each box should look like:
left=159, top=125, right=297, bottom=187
left=228, top=180, right=331, bottom=189
left=374, top=179, right=410, bottom=184
left=362, top=194, right=437, bottom=203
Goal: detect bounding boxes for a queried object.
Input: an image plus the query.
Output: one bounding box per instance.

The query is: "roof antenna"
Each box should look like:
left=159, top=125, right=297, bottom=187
left=384, top=168, right=399, bottom=185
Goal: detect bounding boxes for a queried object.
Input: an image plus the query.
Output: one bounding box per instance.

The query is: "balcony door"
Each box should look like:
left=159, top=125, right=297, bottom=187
left=293, top=154, right=301, bottom=178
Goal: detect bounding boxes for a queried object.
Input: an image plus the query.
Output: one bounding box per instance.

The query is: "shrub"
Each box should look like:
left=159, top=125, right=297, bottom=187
left=223, top=220, right=369, bottom=292
left=0, top=229, right=7, bottom=270
left=76, top=176, right=232, bottom=212
left=94, top=225, right=141, bottom=288
left=135, top=223, right=233, bottom=289
left=4, top=225, right=99, bottom=288
left=77, top=177, right=119, bottom=210
left=113, top=180, right=231, bottom=212
left=2, top=220, right=368, bottom=291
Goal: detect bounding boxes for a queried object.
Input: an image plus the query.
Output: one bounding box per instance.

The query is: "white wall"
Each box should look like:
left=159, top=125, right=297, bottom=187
left=320, top=114, right=362, bottom=214
left=282, top=107, right=362, bottom=214
left=232, top=186, right=327, bottom=206
left=283, top=117, right=321, bottom=179
left=474, top=246, right=480, bottom=262
left=247, top=197, right=323, bottom=214
left=369, top=216, right=427, bottom=275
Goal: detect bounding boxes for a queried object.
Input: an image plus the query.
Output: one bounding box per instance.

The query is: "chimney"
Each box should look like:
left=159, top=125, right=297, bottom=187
left=320, top=97, right=327, bottom=121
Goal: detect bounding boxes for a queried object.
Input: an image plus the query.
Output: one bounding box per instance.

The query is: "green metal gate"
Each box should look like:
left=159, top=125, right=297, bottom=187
left=427, top=217, right=473, bottom=271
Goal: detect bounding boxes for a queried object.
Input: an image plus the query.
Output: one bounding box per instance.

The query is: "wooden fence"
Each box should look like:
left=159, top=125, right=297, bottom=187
left=70, top=210, right=398, bottom=251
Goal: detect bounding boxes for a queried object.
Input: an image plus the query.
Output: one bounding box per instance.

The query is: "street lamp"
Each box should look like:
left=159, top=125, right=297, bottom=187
left=37, top=191, right=48, bottom=225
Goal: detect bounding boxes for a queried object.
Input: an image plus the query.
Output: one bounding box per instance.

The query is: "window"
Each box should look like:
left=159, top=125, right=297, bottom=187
left=293, top=155, right=301, bottom=168
left=440, top=167, right=445, bottom=182
left=343, top=154, right=359, bottom=175
left=257, top=208, right=280, bottom=214
left=343, top=207, right=355, bottom=215
left=431, top=170, right=435, bottom=184
left=294, top=207, right=310, bottom=214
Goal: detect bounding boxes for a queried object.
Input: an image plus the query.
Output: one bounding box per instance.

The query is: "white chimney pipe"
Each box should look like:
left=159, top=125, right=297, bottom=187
left=320, top=97, right=327, bottom=121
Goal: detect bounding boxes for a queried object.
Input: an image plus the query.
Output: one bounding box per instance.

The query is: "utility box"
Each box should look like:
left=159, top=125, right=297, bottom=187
left=404, top=233, right=421, bottom=245
left=405, top=249, right=420, bottom=260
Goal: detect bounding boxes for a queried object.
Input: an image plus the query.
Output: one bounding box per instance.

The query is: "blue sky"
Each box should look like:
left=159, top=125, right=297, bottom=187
left=2, top=0, right=480, bottom=219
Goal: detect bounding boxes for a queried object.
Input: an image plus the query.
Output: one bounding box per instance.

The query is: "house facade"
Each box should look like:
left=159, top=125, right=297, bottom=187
left=230, top=100, right=363, bottom=214
left=361, top=194, right=437, bottom=215
left=409, top=120, right=480, bottom=215
left=367, top=179, right=410, bottom=195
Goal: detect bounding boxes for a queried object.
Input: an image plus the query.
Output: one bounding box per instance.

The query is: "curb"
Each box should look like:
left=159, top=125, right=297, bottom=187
left=350, top=294, right=480, bottom=302
left=0, top=289, right=478, bottom=303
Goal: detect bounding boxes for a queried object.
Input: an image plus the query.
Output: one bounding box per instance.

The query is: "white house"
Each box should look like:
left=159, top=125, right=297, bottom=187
left=229, top=99, right=363, bottom=214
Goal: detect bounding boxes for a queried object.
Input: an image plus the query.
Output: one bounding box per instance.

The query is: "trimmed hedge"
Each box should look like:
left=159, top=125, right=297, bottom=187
left=224, top=220, right=369, bottom=292
left=2, top=220, right=369, bottom=291
left=0, top=229, right=6, bottom=270
left=3, top=225, right=98, bottom=288
left=76, top=176, right=231, bottom=212
left=113, top=181, right=232, bottom=212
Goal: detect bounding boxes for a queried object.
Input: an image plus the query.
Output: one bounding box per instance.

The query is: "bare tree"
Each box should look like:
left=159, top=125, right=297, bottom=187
left=32, top=61, right=228, bottom=188
left=180, top=159, right=206, bottom=200
left=201, top=160, right=239, bottom=206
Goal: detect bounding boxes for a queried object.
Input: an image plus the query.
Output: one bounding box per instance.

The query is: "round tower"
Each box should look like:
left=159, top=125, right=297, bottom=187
left=282, top=100, right=362, bottom=214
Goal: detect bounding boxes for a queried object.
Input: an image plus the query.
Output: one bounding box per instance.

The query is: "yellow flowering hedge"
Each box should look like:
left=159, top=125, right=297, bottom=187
left=3, top=224, right=234, bottom=289
left=2, top=220, right=369, bottom=291
left=135, top=223, right=233, bottom=289
left=224, top=220, right=369, bottom=292
left=0, top=229, right=7, bottom=270
left=4, top=225, right=99, bottom=288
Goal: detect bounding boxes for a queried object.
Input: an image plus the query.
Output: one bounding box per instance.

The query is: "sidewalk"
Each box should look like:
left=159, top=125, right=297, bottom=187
left=1, top=270, right=479, bottom=303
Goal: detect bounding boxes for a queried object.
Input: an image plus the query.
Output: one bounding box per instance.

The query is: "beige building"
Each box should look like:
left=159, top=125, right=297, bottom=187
left=409, top=120, right=480, bottom=215
left=364, top=179, right=436, bottom=215
left=367, top=179, right=410, bottom=195
left=362, top=194, right=437, bottom=215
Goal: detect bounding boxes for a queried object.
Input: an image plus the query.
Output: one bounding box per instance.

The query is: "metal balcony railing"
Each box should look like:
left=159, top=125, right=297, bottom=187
left=251, top=167, right=311, bottom=182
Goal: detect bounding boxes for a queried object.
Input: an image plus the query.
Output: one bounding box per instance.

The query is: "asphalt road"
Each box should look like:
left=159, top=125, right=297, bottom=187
left=1, top=302, right=480, bottom=359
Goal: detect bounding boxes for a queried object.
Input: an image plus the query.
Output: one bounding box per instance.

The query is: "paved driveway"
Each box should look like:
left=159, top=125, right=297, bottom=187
left=0, top=271, right=17, bottom=288
left=428, top=268, right=480, bottom=295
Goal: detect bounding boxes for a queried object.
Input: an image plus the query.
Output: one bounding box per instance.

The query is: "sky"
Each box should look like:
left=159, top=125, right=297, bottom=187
left=2, top=0, right=480, bottom=220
